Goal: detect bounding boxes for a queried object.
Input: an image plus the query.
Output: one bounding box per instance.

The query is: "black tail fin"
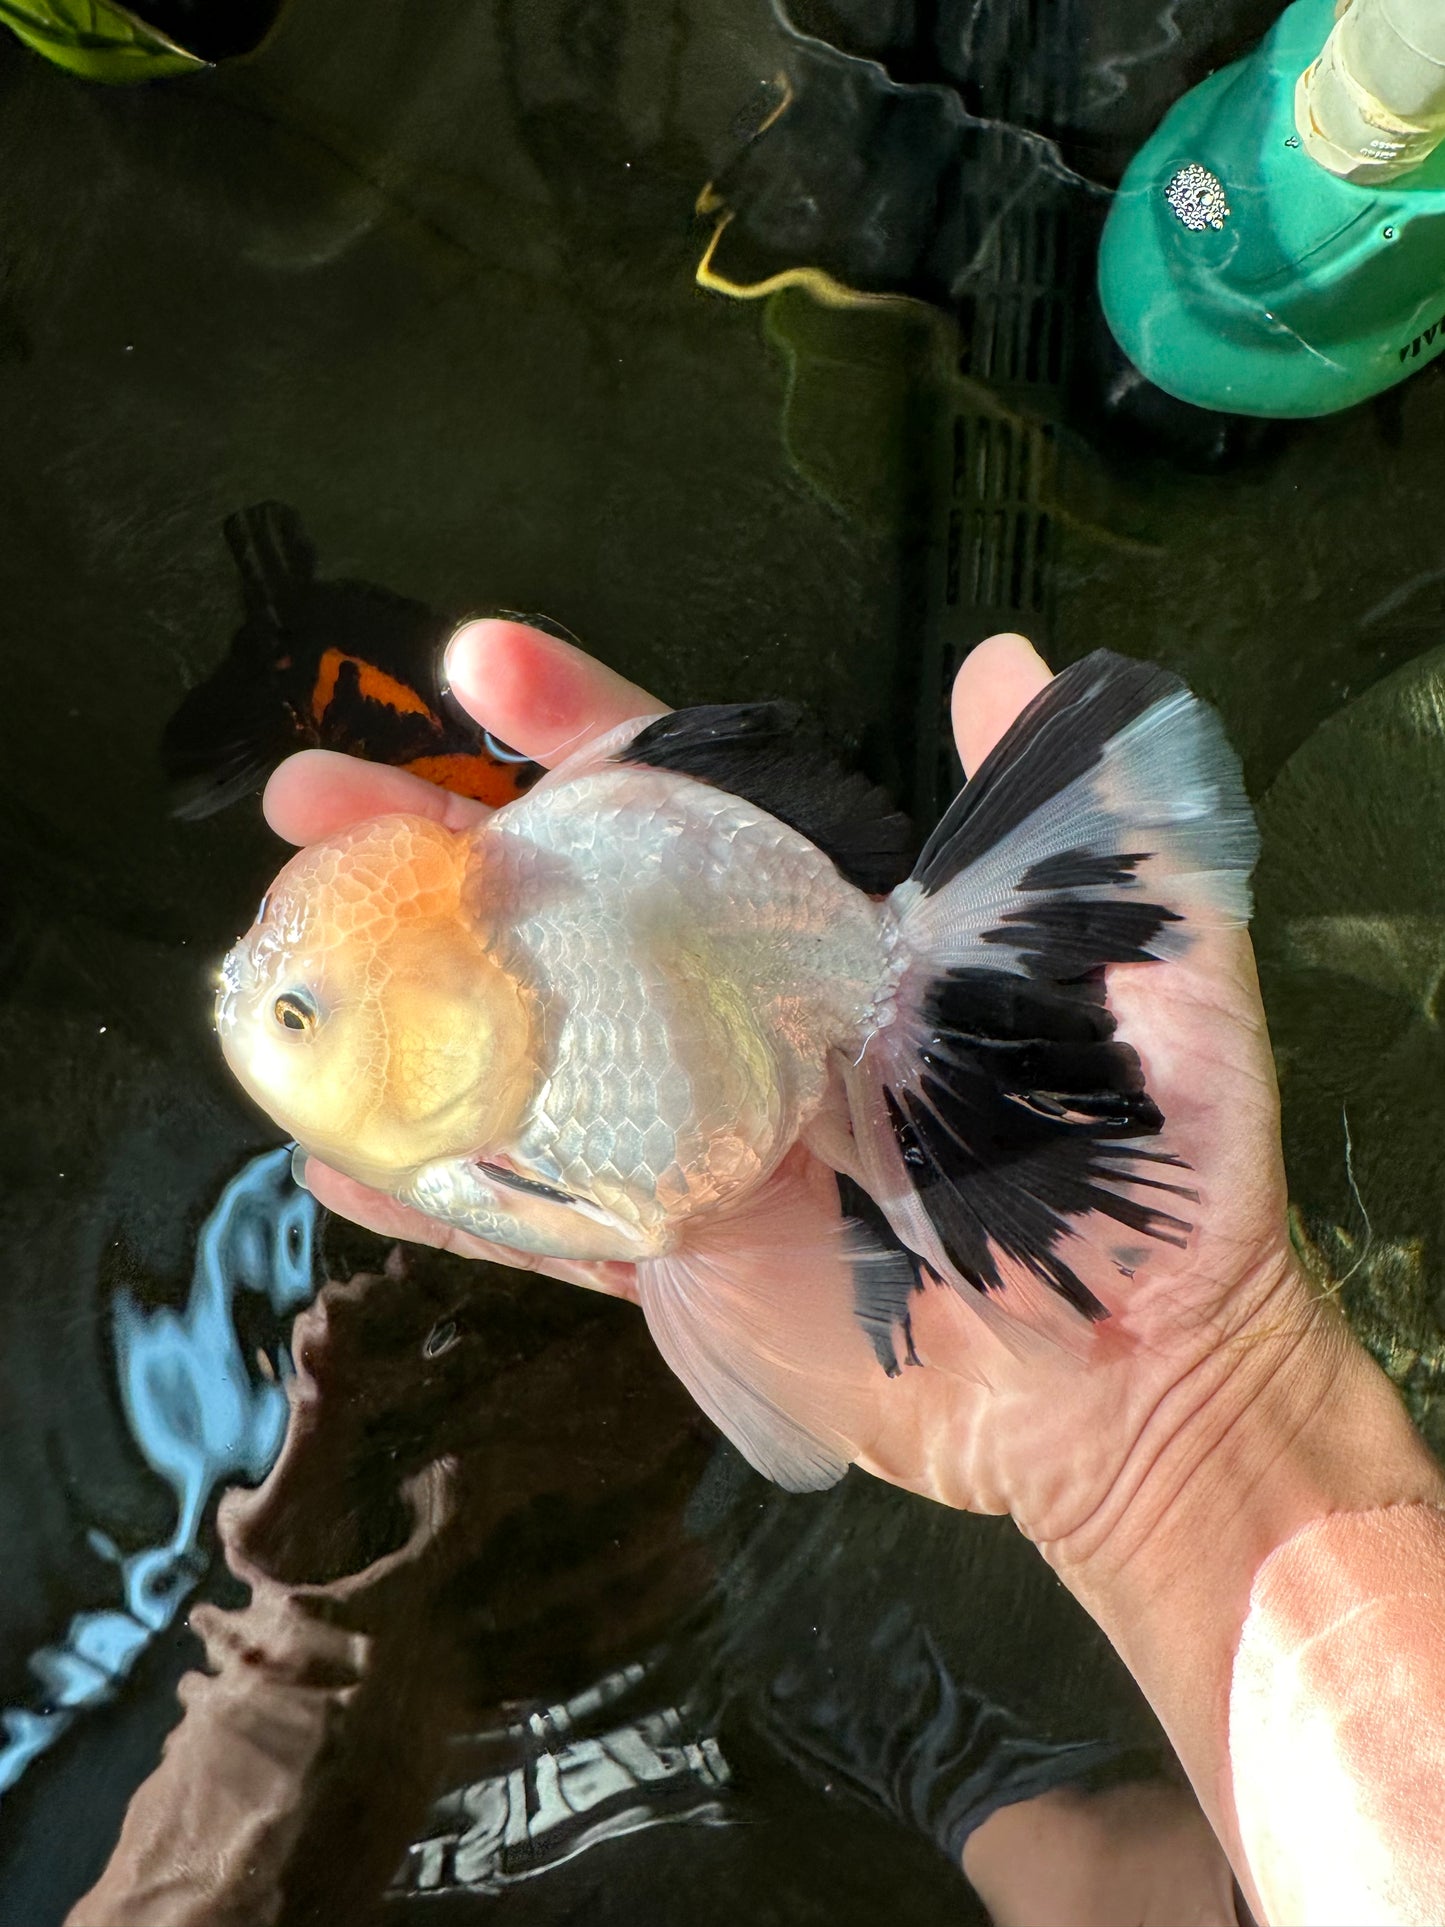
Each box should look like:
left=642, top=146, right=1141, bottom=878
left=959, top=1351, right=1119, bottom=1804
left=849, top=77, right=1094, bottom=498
left=844, top=650, right=1258, bottom=1343
left=162, top=504, right=318, bottom=820
left=224, top=500, right=317, bottom=631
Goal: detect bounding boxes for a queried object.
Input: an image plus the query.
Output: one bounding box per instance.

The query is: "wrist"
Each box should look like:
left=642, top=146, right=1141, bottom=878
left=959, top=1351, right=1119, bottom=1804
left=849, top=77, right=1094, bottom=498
left=1230, top=1500, right=1445, bottom=1925
left=1048, top=1254, right=1444, bottom=1593
left=1039, top=1254, right=1445, bottom=1876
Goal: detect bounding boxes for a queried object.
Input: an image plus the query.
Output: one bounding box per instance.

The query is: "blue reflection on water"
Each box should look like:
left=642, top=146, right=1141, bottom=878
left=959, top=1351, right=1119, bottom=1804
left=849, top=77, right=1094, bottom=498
left=0, top=1147, right=318, bottom=1795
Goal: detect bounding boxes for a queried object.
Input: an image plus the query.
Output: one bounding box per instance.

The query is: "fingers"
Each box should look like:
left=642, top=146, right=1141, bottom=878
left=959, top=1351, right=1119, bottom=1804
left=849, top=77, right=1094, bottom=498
left=443, top=619, right=669, bottom=765
left=951, top=632, right=1053, bottom=778
left=264, top=750, right=491, bottom=846
left=298, top=1158, right=640, bottom=1303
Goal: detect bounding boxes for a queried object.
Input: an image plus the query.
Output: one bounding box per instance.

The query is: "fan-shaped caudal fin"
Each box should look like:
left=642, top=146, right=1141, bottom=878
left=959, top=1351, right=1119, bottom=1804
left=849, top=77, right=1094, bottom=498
left=634, top=1150, right=917, bottom=1492
left=849, top=650, right=1257, bottom=1348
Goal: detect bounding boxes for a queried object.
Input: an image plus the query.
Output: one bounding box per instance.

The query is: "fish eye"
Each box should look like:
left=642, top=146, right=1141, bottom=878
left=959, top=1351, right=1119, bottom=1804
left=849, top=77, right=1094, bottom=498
left=272, top=991, right=317, bottom=1034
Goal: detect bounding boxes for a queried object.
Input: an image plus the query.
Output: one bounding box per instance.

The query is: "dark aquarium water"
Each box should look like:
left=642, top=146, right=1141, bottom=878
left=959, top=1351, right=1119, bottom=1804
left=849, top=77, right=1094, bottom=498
left=2, top=0, right=1443, bottom=1921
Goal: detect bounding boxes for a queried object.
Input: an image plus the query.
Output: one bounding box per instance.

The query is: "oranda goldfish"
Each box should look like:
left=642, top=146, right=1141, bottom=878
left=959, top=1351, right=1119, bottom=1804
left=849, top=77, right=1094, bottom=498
left=217, top=654, right=1257, bottom=1489
left=164, top=503, right=541, bottom=820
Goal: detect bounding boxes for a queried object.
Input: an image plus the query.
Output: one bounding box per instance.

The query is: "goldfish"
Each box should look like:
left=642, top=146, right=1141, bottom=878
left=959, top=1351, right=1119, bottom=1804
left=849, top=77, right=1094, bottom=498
left=163, top=503, right=541, bottom=820
left=217, top=654, right=1257, bottom=1489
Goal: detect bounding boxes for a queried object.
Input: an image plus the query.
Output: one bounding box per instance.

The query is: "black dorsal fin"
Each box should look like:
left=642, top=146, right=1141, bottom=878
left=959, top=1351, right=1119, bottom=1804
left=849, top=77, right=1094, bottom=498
left=623, top=702, right=915, bottom=895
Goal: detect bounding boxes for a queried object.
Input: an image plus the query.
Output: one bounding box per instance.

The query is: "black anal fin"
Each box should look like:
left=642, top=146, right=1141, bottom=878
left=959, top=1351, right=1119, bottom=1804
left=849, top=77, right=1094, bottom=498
left=836, top=1173, right=927, bottom=1374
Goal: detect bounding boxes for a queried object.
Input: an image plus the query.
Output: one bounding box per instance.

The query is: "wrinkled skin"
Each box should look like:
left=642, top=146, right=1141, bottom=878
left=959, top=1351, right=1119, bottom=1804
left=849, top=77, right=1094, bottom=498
left=265, top=619, right=1304, bottom=1556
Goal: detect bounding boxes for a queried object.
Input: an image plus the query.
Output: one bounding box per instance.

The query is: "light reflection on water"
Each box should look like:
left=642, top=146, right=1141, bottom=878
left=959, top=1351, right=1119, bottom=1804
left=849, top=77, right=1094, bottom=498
left=0, top=1147, right=317, bottom=1795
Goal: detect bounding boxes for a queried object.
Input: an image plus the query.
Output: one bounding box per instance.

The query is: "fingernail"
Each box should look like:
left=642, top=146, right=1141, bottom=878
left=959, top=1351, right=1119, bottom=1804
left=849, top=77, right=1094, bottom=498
left=289, top=1144, right=311, bottom=1192
left=441, top=626, right=466, bottom=695
left=443, top=619, right=494, bottom=700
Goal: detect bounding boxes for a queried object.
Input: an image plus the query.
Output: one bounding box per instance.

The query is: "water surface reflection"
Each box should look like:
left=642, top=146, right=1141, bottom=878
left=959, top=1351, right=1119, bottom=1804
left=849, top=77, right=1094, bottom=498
left=0, top=1148, right=316, bottom=1798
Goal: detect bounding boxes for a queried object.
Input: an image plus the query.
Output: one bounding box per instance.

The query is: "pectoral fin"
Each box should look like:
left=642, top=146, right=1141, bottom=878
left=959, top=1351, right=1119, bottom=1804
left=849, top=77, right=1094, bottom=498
left=405, top=1158, right=650, bottom=1263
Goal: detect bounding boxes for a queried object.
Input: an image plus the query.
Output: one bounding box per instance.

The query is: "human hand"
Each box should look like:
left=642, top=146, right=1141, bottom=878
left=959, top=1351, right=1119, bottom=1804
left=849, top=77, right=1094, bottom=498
left=263, top=619, right=1323, bottom=1558
left=263, top=617, right=1445, bottom=1927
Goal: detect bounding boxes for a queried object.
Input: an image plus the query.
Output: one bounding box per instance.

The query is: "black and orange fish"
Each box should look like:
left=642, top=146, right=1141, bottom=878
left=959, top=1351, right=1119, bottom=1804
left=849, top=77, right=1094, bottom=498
left=163, top=503, right=543, bottom=820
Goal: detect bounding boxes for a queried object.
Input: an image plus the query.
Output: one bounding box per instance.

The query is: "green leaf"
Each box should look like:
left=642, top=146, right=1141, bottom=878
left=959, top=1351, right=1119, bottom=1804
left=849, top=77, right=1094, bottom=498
left=0, top=0, right=203, bottom=82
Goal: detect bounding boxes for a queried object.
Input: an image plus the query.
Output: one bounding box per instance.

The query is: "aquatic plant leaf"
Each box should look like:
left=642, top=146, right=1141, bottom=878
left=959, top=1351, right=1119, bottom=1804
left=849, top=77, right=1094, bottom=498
left=1255, top=645, right=1445, bottom=1445
left=0, top=0, right=202, bottom=81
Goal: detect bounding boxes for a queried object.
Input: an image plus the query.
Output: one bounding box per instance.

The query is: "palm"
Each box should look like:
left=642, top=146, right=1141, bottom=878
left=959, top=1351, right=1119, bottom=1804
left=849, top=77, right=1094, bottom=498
left=856, top=924, right=1294, bottom=1536
left=264, top=621, right=1294, bottom=1537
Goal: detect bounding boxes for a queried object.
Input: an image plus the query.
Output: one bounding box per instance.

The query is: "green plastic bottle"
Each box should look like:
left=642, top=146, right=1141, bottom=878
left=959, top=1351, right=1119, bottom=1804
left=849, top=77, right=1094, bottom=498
left=1099, top=0, right=1445, bottom=418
